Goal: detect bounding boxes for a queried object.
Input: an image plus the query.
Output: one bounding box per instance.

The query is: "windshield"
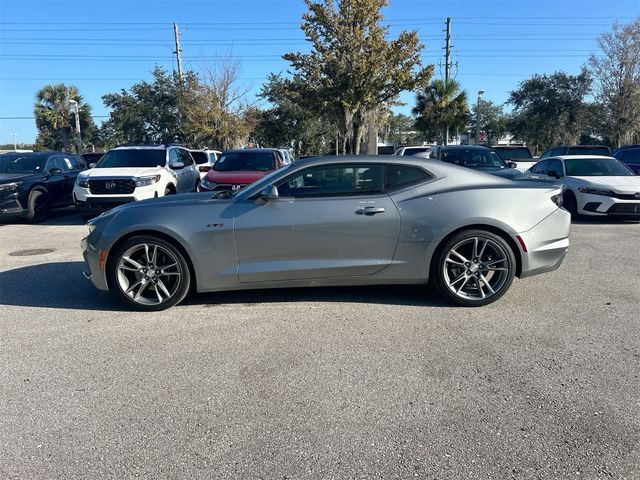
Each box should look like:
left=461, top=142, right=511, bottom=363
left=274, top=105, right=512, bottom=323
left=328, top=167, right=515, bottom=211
left=441, top=149, right=506, bottom=168
left=0, top=153, right=48, bottom=174
left=214, top=151, right=275, bottom=172
left=565, top=158, right=634, bottom=177
left=493, top=148, right=532, bottom=160
left=190, top=151, right=209, bottom=165
left=96, top=149, right=165, bottom=168
left=567, top=147, right=610, bottom=156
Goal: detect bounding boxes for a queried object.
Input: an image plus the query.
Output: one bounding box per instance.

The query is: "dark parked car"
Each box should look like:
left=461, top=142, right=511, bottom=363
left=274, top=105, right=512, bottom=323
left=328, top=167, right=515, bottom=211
left=430, top=145, right=523, bottom=180
left=81, top=152, right=104, bottom=167
left=612, top=145, right=640, bottom=174
left=0, top=151, right=85, bottom=222
left=539, top=145, right=610, bottom=159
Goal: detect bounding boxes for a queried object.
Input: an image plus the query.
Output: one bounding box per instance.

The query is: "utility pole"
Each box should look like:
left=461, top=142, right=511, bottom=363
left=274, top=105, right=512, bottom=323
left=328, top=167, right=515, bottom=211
left=173, top=22, right=183, bottom=82
left=443, top=17, right=452, bottom=146
left=68, top=100, right=82, bottom=155
left=476, top=90, right=485, bottom=145
left=10, top=133, right=17, bottom=151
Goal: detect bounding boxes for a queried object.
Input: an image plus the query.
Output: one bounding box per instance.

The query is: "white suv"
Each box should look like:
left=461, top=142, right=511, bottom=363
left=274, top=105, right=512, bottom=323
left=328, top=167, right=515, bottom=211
left=73, top=145, right=200, bottom=217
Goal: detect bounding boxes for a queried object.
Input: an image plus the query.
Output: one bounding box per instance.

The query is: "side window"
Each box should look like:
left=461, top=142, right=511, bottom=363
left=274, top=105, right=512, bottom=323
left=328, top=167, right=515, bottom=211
left=179, top=149, right=194, bottom=166
left=74, top=156, right=86, bottom=170
left=530, top=160, right=549, bottom=175
left=277, top=165, right=385, bottom=198
left=47, top=155, right=71, bottom=172
left=385, top=165, right=432, bottom=191
left=547, top=159, right=563, bottom=177
left=168, top=149, right=181, bottom=168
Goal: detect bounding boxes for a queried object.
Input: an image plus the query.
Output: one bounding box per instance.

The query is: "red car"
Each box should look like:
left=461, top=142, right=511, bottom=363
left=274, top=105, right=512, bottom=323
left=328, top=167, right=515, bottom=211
left=199, top=148, right=289, bottom=193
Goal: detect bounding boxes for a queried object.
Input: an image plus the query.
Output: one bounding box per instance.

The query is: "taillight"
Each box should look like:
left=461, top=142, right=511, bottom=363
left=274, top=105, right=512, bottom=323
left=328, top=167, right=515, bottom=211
left=199, top=165, right=211, bottom=172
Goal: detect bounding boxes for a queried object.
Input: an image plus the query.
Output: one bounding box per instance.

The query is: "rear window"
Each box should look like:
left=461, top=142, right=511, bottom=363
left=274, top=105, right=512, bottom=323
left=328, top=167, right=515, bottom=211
left=190, top=151, right=209, bottom=165
left=214, top=151, right=275, bottom=172
left=493, top=148, right=532, bottom=160
left=403, top=147, right=430, bottom=156
left=566, top=147, right=610, bottom=156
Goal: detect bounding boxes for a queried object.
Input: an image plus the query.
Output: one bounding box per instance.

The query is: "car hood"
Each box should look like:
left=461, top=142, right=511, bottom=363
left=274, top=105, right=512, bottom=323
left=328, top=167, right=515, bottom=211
left=80, top=167, right=164, bottom=178
left=206, top=170, right=270, bottom=184
left=0, top=172, right=37, bottom=183
left=571, top=176, right=640, bottom=191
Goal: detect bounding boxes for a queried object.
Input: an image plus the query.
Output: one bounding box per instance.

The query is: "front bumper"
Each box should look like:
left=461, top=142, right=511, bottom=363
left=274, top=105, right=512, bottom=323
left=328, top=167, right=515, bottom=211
left=577, top=193, right=640, bottom=217
left=518, top=207, right=571, bottom=278
left=74, top=184, right=159, bottom=214
left=81, top=236, right=109, bottom=291
left=0, top=196, right=28, bottom=219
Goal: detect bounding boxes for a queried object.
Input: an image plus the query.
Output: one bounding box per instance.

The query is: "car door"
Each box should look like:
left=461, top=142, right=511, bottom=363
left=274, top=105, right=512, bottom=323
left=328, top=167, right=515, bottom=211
left=44, top=155, right=73, bottom=206
left=168, top=148, right=188, bottom=193
left=178, top=148, right=199, bottom=191
left=233, top=163, right=401, bottom=283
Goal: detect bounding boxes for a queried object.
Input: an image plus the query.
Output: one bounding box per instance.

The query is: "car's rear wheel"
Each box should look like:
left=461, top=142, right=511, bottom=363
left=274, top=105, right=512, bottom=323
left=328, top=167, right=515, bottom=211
left=109, top=235, right=191, bottom=311
left=432, top=229, right=516, bottom=307
left=26, top=189, right=49, bottom=223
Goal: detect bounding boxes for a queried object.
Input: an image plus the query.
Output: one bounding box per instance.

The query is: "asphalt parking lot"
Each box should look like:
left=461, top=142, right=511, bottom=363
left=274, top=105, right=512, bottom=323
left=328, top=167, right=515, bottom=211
left=1, top=211, right=639, bottom=479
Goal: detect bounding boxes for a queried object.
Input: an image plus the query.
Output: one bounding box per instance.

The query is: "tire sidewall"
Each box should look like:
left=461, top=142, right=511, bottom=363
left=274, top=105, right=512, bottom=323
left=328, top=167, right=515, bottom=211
left=108, top=235, right=191, bottom=311
left=433, top=229, right=516, bottom=307
left=27, top=189, right=48, bottom=223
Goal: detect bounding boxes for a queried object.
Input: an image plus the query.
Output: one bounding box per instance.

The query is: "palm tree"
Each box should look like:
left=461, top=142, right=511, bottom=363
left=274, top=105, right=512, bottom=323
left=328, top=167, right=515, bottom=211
left=34, top=84, right=83, bottom=151
left=413, top=79, right=470, bottom=145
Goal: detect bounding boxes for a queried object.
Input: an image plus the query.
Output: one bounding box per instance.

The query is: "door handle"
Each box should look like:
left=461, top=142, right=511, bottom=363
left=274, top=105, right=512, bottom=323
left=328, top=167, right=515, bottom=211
left=356, top=206, right=386, bottom=215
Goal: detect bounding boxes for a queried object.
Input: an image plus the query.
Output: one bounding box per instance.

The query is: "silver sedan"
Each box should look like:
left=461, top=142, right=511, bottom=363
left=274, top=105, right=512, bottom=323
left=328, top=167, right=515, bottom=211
left=82, top=156, right=571, bottom=311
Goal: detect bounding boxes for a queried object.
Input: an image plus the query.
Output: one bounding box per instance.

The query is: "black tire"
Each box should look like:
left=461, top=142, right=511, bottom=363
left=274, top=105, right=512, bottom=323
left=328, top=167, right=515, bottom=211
left=108, top=235, right=191, bottom=311
left=563, top=190, right=580, bottom=219
left=164, top=185, right=176, bottom=196
left=25, top=189, right=49, bottom=223
left=431, top=229, right=516, bottom=307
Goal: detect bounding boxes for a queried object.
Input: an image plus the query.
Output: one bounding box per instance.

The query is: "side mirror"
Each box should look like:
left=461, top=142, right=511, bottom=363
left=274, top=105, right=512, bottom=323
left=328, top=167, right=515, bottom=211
left=48, top=168, right=62, bottom=176
left=257, top=185, right=279, bottom=204
left=508, top=162, right=518, bottom=169
left=88, top=163, right=96, bottom=169
left=548, top=170, right=560, bottom=178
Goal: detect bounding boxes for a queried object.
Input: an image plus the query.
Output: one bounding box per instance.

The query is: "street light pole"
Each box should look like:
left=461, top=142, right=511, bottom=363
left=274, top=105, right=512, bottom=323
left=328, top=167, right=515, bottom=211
left=10, top=133, right=17, bottom=151
left=476, top=90, right=485, bottom=145
left=68, top=99, right=82, bottom=155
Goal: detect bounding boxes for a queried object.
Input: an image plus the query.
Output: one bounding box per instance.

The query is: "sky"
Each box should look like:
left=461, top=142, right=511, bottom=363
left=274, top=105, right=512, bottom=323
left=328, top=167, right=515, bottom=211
left=0, top=0, right=638, bottom=145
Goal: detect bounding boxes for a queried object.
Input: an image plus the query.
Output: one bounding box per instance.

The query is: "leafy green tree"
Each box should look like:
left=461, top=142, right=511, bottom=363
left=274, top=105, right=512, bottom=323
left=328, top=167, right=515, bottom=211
left=507, top=70, right=592, bottom=153
left=588, top=18, right=640, bottom=147
left=34, top=84, right=96, bottom=152
left=468, top=99, right=508, bottom=145
left=380, top=112, right=421, bottom=146
left=413, top=79, right=470, bottom=145
left=283, top=0, right=432, bottom=154
left=100, top=66, right=191, bottom=147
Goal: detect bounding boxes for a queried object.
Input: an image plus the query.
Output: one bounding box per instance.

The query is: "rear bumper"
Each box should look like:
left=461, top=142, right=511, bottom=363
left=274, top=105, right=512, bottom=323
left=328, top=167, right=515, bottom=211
left=518, top=208, right=571, bottom=278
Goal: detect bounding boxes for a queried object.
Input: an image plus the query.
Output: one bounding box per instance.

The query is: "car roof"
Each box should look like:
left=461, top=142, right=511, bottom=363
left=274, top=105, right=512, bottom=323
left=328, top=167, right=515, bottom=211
left=440, top=145, right=492, bottom=151
left=543, top=155, right=617, bottom=161
left=114, top=145, right=168, bottom=151
left=223, top=148, right=277, bottom=154
left=489, top=145, right=529, bottom=149
left=0, top=151, right=73, bottom=157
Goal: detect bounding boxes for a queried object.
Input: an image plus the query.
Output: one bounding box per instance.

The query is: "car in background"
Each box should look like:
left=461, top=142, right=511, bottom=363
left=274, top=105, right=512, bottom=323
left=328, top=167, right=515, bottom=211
left=74, top=144, right=200, bottom=218
left=430, top=145, right=523, bottom=180
left=81, top=152, right=104, bottom=167
left=489, top=145, right=535, bottom=172
left=394, top=145, right=436, bottom=158
left=199, top=148, right=287, bottom=193
left=189, top=149, right=222, bottom=179
left=612, top=145, right=640, bottom=174
left=527, top=155, right=640, bottom=218
left=82, top=155, right=570, bottom=311
left=0, top=151, right=85, bottom=222
left=539, top=145, right=610, bottom=159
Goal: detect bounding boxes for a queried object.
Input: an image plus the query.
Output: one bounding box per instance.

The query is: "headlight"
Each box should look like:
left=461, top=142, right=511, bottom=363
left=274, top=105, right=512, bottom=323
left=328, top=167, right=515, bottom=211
left=77, top=177, right=89, bottom=188
left=200, top=177, right=217, bottom=191
left=578, top=187, right=614, bottom=196
left=134, top=175, right=161, bottom=187
left=0, top=182, right=20, bottom=193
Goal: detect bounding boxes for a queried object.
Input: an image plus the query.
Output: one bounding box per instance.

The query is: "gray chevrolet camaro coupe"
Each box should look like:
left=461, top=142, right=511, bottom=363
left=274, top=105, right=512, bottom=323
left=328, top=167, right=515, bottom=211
left=82, top=156, right=571, bottom=311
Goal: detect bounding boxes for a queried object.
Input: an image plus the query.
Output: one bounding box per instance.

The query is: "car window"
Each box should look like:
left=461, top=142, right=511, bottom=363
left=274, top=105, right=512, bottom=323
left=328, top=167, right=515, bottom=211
left=567, top=147, right=609, bottom=156
left=277, top=165, right=385, bottom=198
left=616, top=149, right=640, bottom=164
left=168, top=149, right=182, bottom=168
left=178, top=149, right=194, bottom=166
left=214, top=151, right=276, bottom=172
left=530, top=160, right=549, bottom=175
left=403, top=147, right=429, bottom=156
left=47, top=155, right=72, bottom=172
left=441, top=149, right=505, bottom=168
left=565, top=158, right=635, bottom=177
left=385, top=165, right=432, bottom=190
left=547, top=159, right=563, bottom=177
left=190, top=151, right=209, bottom=165
left=493, top=148, right=532, bottom=160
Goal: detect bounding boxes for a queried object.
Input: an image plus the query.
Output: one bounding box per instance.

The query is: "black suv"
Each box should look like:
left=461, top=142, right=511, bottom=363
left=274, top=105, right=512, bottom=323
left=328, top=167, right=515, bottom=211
left=0, top=151, right=85, bottom=222
left=430, top=145, right=522, bottom=179
left=539, top=145, right=610, bottom=159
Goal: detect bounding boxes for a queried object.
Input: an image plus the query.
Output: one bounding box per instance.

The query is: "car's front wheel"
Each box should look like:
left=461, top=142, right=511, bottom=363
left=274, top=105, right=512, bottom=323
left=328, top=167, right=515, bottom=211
left=108, top=235, right=191, bottom=311
left=432, top=229, right=516, bottom=307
